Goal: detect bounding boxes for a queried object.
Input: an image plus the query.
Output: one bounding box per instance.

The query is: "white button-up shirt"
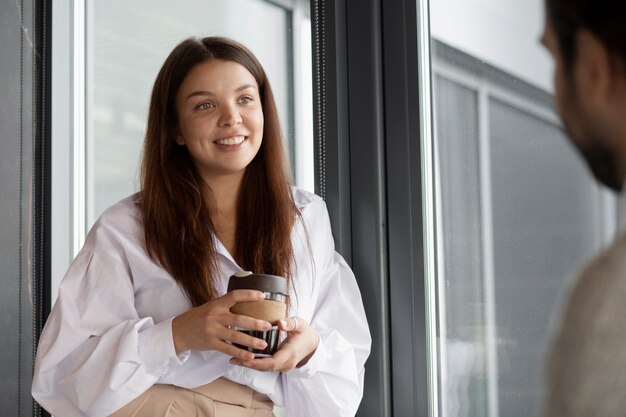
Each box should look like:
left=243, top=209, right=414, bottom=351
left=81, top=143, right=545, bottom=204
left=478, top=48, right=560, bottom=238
left=32, top=188, right=371, bottom=417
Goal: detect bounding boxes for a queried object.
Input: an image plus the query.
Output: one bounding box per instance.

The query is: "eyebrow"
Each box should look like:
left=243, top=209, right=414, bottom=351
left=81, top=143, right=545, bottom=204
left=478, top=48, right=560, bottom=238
left=185, top=84, right=257, bottom=100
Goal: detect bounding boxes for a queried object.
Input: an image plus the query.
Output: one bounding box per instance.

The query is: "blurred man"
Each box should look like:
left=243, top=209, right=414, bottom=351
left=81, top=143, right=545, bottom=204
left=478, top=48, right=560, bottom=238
left=541, top=0, right=626, bottom=415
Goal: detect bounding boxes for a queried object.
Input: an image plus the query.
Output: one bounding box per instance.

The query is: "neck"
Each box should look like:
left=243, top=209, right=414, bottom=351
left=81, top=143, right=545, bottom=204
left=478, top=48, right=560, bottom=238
left=202, top=172, right=244, bottom=257
left=204, top=172, right=244, bottom=218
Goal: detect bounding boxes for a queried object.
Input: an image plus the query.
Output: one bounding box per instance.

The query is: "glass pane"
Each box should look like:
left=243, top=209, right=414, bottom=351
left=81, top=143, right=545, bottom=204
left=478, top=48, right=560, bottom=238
left=88, top=0, right=313, bottom=225
left=433, top=76, right=486, bottom=417
left=428, top=1, right=619, bottom=416
left=489, top=98, right=599, bottom=417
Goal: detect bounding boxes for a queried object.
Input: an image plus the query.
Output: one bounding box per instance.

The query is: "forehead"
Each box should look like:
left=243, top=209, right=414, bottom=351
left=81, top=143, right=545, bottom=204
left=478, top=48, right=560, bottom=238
left=179, top=59, right=258, bottom=93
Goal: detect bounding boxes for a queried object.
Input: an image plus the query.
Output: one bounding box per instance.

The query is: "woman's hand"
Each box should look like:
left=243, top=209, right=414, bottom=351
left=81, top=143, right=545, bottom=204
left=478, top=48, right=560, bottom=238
left=229, top=316, right=320, bottom=372
left=172, top=290, right=272, bottom=361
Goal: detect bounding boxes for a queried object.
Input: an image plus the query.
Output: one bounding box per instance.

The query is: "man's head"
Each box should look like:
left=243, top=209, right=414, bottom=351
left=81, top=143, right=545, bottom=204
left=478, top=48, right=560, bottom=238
left=542, top=0, right=626, bottom=191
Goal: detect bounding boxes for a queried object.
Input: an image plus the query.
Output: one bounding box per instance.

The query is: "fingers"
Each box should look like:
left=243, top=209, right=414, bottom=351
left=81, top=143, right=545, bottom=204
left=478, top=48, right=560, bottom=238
left=230, top=357, right=276, bottom=371
left=223, top=327, right=268, bottom=351
left=230, top=345, right=297, bottom=372
left=216, top=340, right=256, bottom=361
left=197, top=295, right=272, bottom=331
left=173, top=297, right=271, bottom=355
left=278, top=317, right=300, bottom=333
left=230, top=317, right=321, bottom=372
left=225, top=314, right=272, bottom=332
left=220, top=289, right=266, bottom=306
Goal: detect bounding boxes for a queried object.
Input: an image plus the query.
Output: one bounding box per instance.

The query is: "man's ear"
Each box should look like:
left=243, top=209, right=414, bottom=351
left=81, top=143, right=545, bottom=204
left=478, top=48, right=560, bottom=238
left=575, top=29, right=613, bottom=106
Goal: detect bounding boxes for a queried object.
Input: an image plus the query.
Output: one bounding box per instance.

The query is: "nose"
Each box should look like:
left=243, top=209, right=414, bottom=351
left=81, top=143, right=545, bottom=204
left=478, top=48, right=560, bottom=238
left=219, top=103, right=242, bottom=127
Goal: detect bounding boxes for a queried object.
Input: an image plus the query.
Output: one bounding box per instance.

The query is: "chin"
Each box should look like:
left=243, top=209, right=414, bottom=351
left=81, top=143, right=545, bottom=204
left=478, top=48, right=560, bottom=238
left=577, top=137, right=623, bottom=192
left=562, top=109, right=622, bottom=191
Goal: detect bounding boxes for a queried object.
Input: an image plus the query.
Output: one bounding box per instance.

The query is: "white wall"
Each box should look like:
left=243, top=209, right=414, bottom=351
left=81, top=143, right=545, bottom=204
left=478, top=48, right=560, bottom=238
left=430, top=0, right=554, bottom=92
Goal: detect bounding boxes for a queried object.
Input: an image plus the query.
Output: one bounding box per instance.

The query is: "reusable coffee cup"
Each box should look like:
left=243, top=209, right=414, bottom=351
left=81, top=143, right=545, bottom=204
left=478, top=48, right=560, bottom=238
left=228, top=271, right=289, bottom=357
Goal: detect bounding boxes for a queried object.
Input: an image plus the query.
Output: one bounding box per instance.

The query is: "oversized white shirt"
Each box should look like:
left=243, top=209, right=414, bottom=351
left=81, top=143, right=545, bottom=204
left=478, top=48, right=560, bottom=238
left=32, top=188, right=371, bottom=417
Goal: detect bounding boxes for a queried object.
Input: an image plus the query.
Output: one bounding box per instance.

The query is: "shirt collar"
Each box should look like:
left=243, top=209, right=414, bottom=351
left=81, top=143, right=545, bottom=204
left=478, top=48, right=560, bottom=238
left=215, top=237, right=241, bottom=269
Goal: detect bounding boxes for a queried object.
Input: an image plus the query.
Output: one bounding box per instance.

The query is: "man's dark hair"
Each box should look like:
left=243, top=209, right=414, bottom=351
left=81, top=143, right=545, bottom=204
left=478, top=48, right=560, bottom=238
left=546, top=0, right=626, bottom=70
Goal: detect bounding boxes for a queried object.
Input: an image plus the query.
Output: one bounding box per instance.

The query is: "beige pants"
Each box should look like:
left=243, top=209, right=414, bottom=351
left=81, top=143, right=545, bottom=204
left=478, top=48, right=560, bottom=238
left=110, top=377, right=275, bottom=417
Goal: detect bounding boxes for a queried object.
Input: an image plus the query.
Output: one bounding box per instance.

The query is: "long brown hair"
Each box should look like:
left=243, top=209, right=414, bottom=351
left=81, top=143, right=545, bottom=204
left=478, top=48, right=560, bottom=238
left=140, top=37, right=298, bottom=307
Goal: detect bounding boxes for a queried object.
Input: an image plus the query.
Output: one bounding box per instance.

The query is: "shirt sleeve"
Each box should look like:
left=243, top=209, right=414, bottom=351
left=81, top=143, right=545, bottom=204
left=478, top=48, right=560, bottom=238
left=281, top=199, right=372, bottom=417
left=31, top=229, right=188, bottom=417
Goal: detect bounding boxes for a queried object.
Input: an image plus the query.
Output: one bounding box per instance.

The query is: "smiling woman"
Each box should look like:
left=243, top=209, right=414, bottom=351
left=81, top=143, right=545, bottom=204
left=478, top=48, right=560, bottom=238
left=31, top=36, right=371, bottom=417
left=175, top=60, right=265, bottom=181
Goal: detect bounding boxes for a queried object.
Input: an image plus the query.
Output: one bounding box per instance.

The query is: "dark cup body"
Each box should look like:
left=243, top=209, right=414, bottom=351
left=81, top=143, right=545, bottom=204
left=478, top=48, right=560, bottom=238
left=228, top=273, right=289, bottom=357
left=232, top=325, right=281, bottom=357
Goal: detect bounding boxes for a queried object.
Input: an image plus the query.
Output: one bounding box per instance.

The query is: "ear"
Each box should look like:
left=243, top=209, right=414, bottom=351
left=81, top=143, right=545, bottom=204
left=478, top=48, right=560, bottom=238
left=575, top=29, right=613, bottom=105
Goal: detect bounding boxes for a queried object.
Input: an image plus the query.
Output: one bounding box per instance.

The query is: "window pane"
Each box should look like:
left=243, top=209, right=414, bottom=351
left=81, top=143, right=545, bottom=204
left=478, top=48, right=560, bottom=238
left=88, top=0, right=313, bottom=224
left=428, top=1, right=619, bottom=416
left=434, top=75, right=486, bottom=417
left=489, top=98, right=600, bottom=416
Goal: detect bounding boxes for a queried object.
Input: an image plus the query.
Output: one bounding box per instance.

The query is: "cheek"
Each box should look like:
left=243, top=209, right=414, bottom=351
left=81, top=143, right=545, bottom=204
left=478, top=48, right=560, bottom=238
left=180, top=116, right=214, bottom=139
left=553, top=66, right=579, bottom=132
left=553, top=67, right=567, bottom=116
left=253, top=111, right=264, bottom=135
left=176, top=114, right=195, bottom=137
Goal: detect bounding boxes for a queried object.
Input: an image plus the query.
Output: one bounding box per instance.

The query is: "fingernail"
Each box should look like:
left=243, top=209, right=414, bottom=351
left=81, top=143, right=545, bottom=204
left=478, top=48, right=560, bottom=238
left=257, top=291, right=266, bottom=299
left=280, top=319, right=288, bottom=327
left=263, top=321, right=272, bottom=330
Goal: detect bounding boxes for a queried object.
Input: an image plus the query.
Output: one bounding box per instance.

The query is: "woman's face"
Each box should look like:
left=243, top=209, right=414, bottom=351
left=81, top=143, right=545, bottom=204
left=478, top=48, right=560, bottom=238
left=175, top=59, right=264, bottom=182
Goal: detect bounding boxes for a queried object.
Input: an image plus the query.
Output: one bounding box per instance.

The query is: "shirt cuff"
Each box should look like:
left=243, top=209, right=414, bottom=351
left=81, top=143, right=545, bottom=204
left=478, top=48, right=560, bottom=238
left=138, top=317, right=189, bottom=376
left=288, top=336, right=329, bottom=378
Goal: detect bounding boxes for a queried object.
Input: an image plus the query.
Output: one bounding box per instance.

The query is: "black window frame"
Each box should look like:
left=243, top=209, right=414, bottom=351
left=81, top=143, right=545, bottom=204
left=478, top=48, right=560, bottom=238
left=313, top=0, right=430, bottom=415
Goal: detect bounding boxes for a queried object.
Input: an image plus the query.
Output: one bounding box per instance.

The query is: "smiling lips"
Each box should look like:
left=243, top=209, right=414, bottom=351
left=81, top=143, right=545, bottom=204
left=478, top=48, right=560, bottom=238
left=215, top=135, right=246, bottom=146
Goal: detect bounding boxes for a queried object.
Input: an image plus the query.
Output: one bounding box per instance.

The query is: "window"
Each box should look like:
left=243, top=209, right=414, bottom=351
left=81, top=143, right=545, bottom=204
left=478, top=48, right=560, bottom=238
left=427, top=2, right=619, bottom=416
left=88, top=0, right=313, bottom=221
left=51, top=0, right=313, bottom=304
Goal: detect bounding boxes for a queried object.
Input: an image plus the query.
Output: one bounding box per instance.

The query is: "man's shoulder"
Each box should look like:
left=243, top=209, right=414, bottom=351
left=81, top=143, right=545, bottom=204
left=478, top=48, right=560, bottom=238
left=545, top=231, right=626, bottom=416
left=575, top=231, right=626, bottom=297
left=550, top=231, right=626, bottom=355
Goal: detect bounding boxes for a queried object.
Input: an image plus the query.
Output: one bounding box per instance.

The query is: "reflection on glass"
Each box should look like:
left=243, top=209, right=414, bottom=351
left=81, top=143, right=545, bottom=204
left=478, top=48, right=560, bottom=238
left=429, top=0, right=618, bottom=416
left=88, top=0, right=313, bottom=225
left=434, top=76, right=486, bottom=417
left=489, top=99, right=599, bottom=416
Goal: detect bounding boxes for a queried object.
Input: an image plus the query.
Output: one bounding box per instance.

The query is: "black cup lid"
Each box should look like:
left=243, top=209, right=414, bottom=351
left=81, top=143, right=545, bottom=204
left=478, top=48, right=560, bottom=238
left=227, top=273, right=289, bottom=295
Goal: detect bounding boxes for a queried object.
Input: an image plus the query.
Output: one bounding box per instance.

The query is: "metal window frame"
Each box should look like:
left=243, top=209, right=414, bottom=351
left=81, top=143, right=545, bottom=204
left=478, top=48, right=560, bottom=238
left=312, top=0, right=433, bottom=415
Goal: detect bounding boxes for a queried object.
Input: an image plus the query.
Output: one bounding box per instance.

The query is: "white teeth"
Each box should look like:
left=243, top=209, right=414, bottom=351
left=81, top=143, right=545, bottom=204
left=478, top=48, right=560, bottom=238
left=215, top=136, right=245, bottom=145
